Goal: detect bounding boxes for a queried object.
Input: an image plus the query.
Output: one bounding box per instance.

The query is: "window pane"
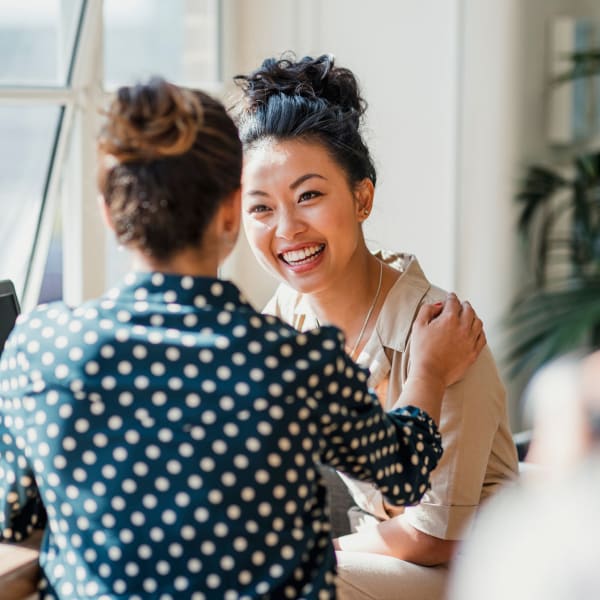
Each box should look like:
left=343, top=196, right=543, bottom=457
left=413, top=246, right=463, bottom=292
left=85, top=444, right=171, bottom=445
left=0, top=0, right=84, bottom=86
left=38, top=210, right=63, bottom=304
left=104, top=0, right=220, bottom=88
left=0, top=105, right=61, bottom=299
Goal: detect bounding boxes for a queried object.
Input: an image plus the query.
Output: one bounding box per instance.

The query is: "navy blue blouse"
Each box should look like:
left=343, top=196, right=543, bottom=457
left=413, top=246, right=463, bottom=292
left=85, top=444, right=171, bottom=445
left=0, top=273, right=442, bottom=599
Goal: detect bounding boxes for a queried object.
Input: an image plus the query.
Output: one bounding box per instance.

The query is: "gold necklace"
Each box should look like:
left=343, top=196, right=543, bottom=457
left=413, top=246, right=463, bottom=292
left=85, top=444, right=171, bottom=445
left=347, top=260, right=383, bottom=359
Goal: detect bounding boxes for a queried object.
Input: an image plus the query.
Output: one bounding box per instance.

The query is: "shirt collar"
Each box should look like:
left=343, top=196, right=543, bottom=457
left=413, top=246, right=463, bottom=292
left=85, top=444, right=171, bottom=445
left=103, top=272, right=252, bottom=312
left=372, top=251, right=431, bottom=353
left=283, top=251, right=431, bottom=353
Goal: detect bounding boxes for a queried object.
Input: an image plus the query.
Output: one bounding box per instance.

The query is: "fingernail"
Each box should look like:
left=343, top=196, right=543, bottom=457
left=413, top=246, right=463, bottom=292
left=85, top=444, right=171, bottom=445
left=434, top=302, right=443, bottom=306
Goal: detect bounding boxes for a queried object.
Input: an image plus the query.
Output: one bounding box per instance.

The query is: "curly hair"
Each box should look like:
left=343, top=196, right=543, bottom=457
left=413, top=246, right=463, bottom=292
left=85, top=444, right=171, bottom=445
left=234, top=54, right=376, bottom=187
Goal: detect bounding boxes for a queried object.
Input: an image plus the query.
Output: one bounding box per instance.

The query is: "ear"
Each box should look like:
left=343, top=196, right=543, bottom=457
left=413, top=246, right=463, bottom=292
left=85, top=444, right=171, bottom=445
left=214, top=188, right=242, bottom=258
left=354, top=178, right=375, bottom=223
left=98, top=194, right=115, bottom=233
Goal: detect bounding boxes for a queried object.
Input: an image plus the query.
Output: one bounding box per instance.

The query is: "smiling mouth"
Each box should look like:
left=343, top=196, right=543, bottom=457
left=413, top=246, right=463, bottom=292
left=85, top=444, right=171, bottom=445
left=279, top=244, right=326, bottom=266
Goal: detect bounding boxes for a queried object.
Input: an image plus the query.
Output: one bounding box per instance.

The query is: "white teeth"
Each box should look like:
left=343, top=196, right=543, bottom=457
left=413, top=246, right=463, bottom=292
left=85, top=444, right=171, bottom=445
left=281, top=245, right=324, bottom=264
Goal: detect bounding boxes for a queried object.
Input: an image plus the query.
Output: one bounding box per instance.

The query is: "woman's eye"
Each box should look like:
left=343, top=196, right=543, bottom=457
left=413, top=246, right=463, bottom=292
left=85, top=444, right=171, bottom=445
left=248, top=204, right=271, bottom=214
left=299, top=191, right=322, bottom=202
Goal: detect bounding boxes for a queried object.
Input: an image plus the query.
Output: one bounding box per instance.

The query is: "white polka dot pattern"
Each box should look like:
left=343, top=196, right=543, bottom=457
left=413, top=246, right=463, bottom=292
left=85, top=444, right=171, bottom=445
left=0, top=273, right=442, bottom=599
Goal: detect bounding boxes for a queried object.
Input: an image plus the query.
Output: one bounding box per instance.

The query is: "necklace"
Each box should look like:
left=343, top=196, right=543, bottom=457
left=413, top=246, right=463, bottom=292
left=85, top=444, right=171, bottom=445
left=347, top=260, right=383, bottom=358
left=315, top=260, right=384, bottom=359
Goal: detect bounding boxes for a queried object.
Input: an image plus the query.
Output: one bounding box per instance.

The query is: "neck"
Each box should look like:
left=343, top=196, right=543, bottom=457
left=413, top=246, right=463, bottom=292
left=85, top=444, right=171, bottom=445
left=132, top=247, right=220, bottom=278
left=309, top=247, right=386, bottom=353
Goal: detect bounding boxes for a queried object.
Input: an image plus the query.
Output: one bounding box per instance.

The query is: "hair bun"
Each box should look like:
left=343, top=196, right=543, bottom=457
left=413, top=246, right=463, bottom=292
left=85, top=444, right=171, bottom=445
left=99, top=77, right=203, bottom=162
left=235, top=54, right=366, bottom=116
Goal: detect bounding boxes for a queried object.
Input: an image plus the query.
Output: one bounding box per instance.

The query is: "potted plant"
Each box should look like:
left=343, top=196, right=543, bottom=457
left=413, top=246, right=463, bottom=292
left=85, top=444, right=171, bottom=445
left=507, top=48, right=600, bottom=376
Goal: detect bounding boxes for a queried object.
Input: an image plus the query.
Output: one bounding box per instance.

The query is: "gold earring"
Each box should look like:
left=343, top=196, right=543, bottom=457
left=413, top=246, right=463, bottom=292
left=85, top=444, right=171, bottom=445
left=363, top=208, right=369, bottom=216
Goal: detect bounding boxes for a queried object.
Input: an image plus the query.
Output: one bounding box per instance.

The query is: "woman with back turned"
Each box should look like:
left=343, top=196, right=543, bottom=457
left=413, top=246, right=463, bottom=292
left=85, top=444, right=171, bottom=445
left=0, top=77, right=483, bottom=599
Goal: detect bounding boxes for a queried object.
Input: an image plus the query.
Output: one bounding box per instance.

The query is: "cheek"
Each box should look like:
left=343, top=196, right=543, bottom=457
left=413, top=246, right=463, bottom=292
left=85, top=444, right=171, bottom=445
left=325, top=205, right=362, bottom=240
left=242, top=218, right=276, bottom=261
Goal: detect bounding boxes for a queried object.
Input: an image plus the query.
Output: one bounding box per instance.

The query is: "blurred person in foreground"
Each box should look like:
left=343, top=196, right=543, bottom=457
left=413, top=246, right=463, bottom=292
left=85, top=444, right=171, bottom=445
left=448, top=350, right=600, bottom=600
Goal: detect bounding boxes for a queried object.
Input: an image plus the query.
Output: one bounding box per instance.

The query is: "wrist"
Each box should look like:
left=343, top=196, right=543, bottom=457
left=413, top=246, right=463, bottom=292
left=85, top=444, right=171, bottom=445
left=399, top=372, right=446, bottom=425
left=406, top=370, right=447, bottom=396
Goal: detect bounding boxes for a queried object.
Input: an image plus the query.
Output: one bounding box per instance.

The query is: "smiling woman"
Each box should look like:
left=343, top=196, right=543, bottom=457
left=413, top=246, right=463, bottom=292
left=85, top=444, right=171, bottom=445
left=235, top=54, right=518, bottom=600
left=242, top=138, right=374, bottom=303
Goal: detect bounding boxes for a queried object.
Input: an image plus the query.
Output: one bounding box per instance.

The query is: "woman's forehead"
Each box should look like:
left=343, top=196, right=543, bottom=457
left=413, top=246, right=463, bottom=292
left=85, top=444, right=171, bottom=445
left=243, top=138, right=340, bottom=178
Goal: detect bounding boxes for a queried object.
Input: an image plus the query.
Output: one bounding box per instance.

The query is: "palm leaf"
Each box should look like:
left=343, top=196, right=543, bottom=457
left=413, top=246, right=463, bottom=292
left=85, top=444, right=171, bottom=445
left=504, top=280, right=600, bottom=375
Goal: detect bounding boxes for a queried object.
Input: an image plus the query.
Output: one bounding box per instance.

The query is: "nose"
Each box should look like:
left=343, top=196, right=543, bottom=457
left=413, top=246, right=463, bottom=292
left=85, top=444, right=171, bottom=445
left=275, top=205, right=307, bottom=240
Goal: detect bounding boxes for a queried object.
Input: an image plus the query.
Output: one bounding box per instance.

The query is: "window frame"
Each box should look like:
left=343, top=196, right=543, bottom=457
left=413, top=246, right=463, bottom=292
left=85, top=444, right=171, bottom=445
left=0, top=0, right=224, bottom=311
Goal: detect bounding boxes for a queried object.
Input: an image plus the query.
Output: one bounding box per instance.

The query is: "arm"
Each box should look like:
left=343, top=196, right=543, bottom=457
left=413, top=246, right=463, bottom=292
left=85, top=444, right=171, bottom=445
left=334, top=515, right=455, bottom=566
left=394, top=293, right=485, bottom=424
left=0, top=333, right=46, bottom=544
left=313, top=327, right=444, bottom=507
left=318, top=294, right=485, bottom=506
left=335, top=295, right=493, bottom=565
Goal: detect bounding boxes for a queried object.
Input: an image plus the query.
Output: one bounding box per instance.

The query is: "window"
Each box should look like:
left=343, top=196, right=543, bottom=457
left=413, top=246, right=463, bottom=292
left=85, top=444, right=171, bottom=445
left=104, top=0, right=220, bottom=88
left=0, top=0, right=221, bottom=310
left=0, top=105, right=62, bottom=299
left=0, top=0, right=83, bottom=86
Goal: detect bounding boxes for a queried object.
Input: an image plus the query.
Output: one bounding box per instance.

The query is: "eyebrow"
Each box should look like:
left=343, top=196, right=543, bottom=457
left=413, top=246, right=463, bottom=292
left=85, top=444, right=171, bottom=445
left=245, top=173, right=327, bottom=197
left=290, top=173, right=327, bottom=190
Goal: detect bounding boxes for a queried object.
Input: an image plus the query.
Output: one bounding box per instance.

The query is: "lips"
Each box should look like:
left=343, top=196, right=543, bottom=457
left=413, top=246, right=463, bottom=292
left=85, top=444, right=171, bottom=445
left=279, top=244, right=325, bottom=266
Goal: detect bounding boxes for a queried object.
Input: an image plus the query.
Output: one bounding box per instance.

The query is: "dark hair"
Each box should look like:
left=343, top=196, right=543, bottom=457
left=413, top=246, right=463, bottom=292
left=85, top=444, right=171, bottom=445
left=234, top=54, right=377, bottom=187
left=97, top=77, right=242, bottom=261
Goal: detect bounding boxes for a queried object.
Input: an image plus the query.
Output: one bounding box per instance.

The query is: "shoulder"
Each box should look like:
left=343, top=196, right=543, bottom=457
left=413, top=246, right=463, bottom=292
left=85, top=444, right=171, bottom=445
left=12, top=301, right=75, bottom=336
left=374, top=251, right=435, bottom=350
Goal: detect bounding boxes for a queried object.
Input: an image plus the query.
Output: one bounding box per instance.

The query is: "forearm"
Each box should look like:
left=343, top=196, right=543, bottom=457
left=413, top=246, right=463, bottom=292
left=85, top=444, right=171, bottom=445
left=391, top=373, right=446, bottom=425
left=333, top=514, right=456, bottom=566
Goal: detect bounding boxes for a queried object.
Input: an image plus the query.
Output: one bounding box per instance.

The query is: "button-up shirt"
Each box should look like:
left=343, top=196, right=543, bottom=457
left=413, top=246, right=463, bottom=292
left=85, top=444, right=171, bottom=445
left=0, top=272, right=443, bottom=599
left=265, top=251, right=519, bottom=540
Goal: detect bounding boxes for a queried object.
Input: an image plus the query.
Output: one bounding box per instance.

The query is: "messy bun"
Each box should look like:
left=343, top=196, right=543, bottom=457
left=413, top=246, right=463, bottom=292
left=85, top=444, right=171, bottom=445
left=236, top=54, right=365, bottom=118
left=98, top=77, right=242, bottom=261
left=235, top=54, right=376, bottom=186
left=99, top=77, right=203, bottom=162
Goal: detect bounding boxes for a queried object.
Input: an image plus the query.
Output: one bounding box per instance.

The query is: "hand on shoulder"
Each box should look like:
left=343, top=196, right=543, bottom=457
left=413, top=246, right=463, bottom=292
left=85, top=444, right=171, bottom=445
left=410, top=293, right=486, bottom=388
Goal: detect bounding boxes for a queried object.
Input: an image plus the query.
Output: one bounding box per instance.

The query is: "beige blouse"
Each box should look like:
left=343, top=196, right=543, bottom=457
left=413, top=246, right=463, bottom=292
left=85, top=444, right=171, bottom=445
left=264, top=251, right=519, bottom=540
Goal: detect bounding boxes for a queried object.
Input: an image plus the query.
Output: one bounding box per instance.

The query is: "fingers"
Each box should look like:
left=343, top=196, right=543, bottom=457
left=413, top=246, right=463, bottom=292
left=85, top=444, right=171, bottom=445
left=475, top=329, right=487, bottom=353
left=443, top=292, right=460, bottom=314
left=418, top=294, right=486, bottom=348
left=460, top=299, right=474, bottom=320
left=443, top=294, right=487, bottom=353
left=415, top=301, right=444, bottom=325
left=471, top=315, right=484, bottom=336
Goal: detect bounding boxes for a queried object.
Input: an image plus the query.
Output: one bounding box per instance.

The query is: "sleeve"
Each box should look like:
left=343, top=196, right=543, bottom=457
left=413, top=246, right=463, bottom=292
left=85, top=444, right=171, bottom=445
left=309, top=327, right=443, bottom=507
left=402, top=345, right=518, bottom=539
left=0, top=328, right=46, bottom=543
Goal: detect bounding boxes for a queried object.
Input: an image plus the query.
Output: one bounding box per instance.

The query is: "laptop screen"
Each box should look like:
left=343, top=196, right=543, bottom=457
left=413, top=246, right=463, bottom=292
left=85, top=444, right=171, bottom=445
left=0, top=281, right=21, bottom=354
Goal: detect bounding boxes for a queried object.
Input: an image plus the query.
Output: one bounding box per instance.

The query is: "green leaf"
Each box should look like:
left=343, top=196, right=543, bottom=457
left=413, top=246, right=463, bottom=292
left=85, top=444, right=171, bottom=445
left=504, top=281, right=600, bottom=375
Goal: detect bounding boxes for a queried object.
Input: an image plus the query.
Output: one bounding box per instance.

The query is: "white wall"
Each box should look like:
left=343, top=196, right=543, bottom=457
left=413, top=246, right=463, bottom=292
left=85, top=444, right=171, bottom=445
left=314, top=1, right=460, bottom=293
left=221, top=0, right=460, bottom=308
left=221, top=0, right=599, bottom=427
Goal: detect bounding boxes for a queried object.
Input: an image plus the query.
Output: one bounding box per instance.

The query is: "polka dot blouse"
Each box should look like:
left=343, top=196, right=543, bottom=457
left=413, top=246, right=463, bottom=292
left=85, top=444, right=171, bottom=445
left=0, top=273, right=442, bottom=599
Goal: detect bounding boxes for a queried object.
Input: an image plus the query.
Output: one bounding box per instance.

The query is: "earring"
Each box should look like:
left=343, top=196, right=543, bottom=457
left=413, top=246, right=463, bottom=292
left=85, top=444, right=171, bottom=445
left=363, top=208, right=369, bottom=216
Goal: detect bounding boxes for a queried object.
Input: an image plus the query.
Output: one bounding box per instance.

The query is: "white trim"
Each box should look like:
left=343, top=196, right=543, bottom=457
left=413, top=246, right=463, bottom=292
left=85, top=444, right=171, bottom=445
left=21, top=0, right=104, bottom=310
left=0, top=87, right=76, bottom=105
left=11, top=0, right=224, bottom=308
left=61, top=0, right=106, bottom=306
